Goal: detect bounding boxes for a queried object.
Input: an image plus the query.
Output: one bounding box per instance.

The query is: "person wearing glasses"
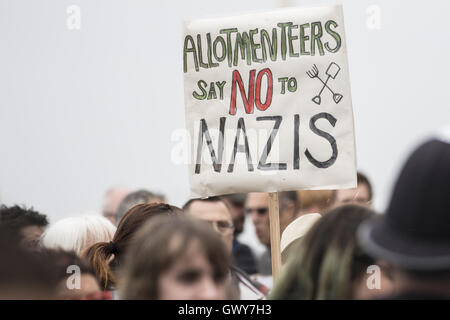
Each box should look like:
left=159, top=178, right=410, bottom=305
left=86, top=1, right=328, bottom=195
left=221, top=194, right=258, bottom=275
left=244, top=192, right=299, bottom=282
left=183, top=197, right=268, bottom=300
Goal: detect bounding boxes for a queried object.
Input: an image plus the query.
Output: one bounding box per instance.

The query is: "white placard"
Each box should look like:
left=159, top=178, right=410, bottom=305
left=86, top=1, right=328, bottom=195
left=183, top=5, right=357, bottom=198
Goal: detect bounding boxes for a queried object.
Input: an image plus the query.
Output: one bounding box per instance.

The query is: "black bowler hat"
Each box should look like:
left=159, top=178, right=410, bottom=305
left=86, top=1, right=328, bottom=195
left=358, top=138, right=450, bottom=271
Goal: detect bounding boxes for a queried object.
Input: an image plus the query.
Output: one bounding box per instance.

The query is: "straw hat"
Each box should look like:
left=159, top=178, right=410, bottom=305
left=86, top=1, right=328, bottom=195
left=280, top=213, right=321, bottom=262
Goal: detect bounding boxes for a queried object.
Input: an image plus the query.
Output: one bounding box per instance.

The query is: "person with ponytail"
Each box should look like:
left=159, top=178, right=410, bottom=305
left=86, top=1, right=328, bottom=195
left=83, top=203, right=183, bottom=291
left=121, top=215, right=231, bottom=300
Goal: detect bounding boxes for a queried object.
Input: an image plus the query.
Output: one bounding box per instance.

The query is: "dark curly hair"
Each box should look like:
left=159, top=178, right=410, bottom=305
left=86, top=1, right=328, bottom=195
left=0, top=205, right=48, bottom=238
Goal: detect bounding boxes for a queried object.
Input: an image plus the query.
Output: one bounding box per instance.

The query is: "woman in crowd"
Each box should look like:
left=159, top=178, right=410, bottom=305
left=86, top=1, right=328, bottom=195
left=41, top=214, right=116, bottom=256
left=84, top=203, right=183, bottom=290
left=120, top=215, right=231, bottom=300
left=270, top=204, right=393, bottom=299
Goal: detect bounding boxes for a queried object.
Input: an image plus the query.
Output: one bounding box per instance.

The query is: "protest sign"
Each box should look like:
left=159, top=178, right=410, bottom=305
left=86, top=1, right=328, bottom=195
left=183, top=5, right=357, bottom=199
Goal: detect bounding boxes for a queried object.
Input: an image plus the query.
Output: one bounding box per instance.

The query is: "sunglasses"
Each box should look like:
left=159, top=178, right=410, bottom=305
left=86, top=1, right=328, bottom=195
left=244, top=207, right=269, bottom=215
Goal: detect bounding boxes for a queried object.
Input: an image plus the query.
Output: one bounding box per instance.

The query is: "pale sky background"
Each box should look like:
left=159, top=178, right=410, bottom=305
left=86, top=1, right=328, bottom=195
left=0, top=0, right=448, bottom=234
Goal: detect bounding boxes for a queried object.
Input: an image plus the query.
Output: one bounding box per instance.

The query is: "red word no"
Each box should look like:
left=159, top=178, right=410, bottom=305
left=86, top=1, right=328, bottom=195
left=229, top=68, right=273, bottom=115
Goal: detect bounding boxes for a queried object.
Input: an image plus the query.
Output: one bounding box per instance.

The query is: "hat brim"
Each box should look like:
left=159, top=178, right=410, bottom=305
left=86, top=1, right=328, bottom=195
left=358, top=216, right=450, bottom=271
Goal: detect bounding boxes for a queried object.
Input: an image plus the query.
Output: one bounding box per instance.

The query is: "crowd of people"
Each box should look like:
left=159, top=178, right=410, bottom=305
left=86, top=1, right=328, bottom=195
left=1, top=134, right=449, bottom=300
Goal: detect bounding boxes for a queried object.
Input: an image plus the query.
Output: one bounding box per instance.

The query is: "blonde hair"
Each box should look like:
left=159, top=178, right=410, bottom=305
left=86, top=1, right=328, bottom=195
left=297, top=190, right=334, bottom=212
left=41, top=213, right=116, bottom=256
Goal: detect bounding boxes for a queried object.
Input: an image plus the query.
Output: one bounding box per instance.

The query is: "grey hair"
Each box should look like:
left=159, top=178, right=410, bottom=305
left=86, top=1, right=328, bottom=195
left=115, top=190, right=157, bottom=224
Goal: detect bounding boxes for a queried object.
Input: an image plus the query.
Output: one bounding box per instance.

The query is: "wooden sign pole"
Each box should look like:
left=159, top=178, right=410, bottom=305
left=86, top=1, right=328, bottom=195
left=268, top=192, right=282, bottom=282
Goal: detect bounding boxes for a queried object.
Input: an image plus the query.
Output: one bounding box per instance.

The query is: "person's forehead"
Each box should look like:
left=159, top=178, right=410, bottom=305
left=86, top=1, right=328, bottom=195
left=189, top=201, right=231, bottom=222
left=245, top=193, right=269, bottom=207
left=336, top=184, right=370, bottom=200
left=357, top=183, right=370, bottom=196
left=168, top=239, right=212, bottom=270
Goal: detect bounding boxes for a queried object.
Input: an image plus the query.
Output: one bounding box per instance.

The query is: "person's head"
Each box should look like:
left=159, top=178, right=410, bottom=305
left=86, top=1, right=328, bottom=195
left=85, top=203, right=183, bottom=290
left=121, top=215, right=230, bottom=300
left=115, top=189, right=166, bottom=225
left=38, top=248, right=107, bottom=300
left=0, top=226, right=60, bottom=299
left=333, top=172, right=373, bottom=208
left=0, top=205, right=49, bottom=248
left=245, top=192, right=270, bottom=246
left=297, top=190, right=334, bottom=216
left=358, top=137, right=450, bottom=298
left=271, top=204, right=392, bottom=300
left=245, top=192, right=298, bottom=247
left=183, top=197, right=234, bottom=253
left=41, top=214, right=116, bottom=256
left=102, top=186, right=130, bottom=224
left=222, top=193, right=246, bottom=235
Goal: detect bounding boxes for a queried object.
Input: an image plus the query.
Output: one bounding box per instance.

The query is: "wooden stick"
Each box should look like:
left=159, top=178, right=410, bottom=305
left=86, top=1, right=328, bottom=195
left=268, top=192, right=282, bottom=282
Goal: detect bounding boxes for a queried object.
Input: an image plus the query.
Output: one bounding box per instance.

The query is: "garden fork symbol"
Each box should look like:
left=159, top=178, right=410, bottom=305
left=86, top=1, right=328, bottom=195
left=306, top=62, right=343, bottom=105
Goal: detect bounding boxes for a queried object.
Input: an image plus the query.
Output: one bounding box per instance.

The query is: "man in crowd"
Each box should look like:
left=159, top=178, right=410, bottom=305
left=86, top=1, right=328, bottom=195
left=244, top=191, right=299, bottom=276
left=114, top=189, right=165, bottom=225
left=0, top=205, right=49, bottom=247
left=222, top=194, right=258, bottom=275
left=358, top=137, right=450, bottom=298
left=333, top=171, right=373, bottom=208
left=102, top=186, right=130, bottom=224
left=183, top=197, right=268, bottom=299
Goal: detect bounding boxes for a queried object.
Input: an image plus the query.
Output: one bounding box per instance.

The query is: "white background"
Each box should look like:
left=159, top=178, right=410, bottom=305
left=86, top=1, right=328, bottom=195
left=0, top=0, right=448, bottom=225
